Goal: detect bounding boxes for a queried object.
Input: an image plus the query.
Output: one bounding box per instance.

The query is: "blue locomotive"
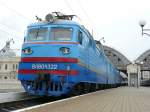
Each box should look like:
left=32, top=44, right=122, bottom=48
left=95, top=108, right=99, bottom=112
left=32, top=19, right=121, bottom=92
left=18, top=12, right=123, bottom=96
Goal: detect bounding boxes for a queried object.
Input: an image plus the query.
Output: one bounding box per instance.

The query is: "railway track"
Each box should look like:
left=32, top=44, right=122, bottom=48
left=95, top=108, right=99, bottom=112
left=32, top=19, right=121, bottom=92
left=0, top=90, right=95, bottom=112
left=0, top=94, right=66, bottom=112
left=0, top=87, right=115, bottom=112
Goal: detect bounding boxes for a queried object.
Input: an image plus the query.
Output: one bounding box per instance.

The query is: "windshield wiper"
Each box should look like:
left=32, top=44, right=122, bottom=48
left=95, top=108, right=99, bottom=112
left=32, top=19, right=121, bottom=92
left=35, top=28, right=40, bottom=39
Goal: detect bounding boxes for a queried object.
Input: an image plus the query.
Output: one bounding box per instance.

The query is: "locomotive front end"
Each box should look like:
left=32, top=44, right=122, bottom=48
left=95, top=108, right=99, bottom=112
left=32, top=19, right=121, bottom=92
left=18, top=18, right=80, bottom=96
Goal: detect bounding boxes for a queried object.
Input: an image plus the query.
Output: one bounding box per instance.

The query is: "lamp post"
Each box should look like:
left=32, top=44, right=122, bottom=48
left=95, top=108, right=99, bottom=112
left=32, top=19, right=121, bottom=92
left=139, top=20, right=150, bottom=36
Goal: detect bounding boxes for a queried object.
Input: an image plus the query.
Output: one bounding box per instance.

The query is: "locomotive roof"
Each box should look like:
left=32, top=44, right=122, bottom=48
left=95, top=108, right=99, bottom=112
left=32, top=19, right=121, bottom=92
left=28, top=19, right=95, bottom=41
left=28, top=19, right=80, bottom=27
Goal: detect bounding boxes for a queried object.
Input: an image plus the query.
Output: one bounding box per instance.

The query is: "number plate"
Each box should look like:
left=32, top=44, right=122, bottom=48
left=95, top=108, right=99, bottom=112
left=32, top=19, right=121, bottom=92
left=32, top=64, right=58, bottom=70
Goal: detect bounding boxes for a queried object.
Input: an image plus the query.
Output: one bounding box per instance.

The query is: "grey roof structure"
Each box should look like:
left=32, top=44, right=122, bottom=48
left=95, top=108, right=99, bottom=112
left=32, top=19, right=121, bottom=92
left=0, top=39, right=16, bottom=58
left=136, top=49, right=150, bottom=70
left=103, top=46, right=131, bottom=72
left=136, top=49, right=150, bottom=62
left=95, top=40, right=131, bottom=74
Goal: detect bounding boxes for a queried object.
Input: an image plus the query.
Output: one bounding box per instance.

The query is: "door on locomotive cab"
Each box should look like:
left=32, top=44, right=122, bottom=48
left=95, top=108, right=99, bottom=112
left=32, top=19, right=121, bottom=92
left=88, top=38, right=96, bottom=70
left=78, top=30, right=89, bottom=76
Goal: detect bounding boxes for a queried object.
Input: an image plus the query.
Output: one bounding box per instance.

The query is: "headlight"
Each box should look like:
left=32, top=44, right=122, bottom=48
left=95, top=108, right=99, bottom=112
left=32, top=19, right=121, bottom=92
left=22, top=48, right=33, bottom=54
left=59, top=47, right=70, bottom=54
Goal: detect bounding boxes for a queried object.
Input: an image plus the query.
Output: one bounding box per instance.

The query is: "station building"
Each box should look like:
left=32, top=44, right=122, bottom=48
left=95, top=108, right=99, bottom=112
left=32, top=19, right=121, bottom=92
left=0, top=39, right=23, bottom=91
left=0, top=40, right=20, bottom=80
left=0, top=57, right=20, bottom=80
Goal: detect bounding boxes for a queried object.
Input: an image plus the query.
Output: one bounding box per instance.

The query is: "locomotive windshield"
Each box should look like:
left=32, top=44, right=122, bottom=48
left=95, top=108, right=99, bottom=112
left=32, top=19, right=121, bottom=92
left=51, top=28, right=72, bottom=41
left=26, top=27, right=72, bottom=42
left=27, top=28, right=48, bottom=41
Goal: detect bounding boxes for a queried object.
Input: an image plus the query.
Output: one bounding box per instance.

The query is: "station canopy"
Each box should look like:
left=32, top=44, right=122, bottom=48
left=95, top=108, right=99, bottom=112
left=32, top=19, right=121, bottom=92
left=103, top=46, right=131, bottom=73
left=136, top=49, right=150, bottom=71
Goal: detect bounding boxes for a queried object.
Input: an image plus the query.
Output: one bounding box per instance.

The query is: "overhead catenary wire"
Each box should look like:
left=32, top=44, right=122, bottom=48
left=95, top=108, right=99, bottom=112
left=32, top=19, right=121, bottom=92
left=0, top=22, right=24, bottom=35
left=76, top=0, right=93, bottom=26
left=0, top=21, right=24, bottom=42
left=63, top=0, right=75, bottom=14
left=0, top=28, right=23, bottom=41
left=0, top=0, right=32, bottom=22
left=0, top=0, right=27, bottom=42
left=63, top=0, right=89, bottom=29
left=63, top=0, right=82, bottom=22
left=76, top=0, right=103, bottom=40
left=64, top=0, right=95, bottom=36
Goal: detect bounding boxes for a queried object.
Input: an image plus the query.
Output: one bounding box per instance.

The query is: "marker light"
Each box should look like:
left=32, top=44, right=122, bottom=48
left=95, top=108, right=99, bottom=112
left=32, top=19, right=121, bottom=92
left=59, top=47, right=70, bottom=54
left=22, top=48, right=33, bottom=54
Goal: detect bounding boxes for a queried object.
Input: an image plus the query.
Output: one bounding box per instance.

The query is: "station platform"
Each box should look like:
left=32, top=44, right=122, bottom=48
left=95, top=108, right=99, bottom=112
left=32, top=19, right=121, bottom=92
left=0, top=92, right=32, bottom=103
left=19, top=87, right=150, bottom=112
left=0, top=80, right=24, bottom=93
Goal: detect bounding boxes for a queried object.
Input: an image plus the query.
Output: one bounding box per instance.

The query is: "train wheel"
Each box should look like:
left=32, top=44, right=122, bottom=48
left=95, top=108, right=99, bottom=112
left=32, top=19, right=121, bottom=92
left=69, top=84, right=81, bottom=96
left=85, top=83, right=91, bottom=93
left=90, top=83, right=96, bottom=92
left=98, top=84, right=102, bottom=90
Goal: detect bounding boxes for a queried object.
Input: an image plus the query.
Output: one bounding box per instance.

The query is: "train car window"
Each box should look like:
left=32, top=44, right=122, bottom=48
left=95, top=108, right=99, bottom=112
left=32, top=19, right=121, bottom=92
left=28, top=28, right=48, bottom=41
left=51, top=28, right=72, bottom=41
left=78, top=31, right=83, bottom=44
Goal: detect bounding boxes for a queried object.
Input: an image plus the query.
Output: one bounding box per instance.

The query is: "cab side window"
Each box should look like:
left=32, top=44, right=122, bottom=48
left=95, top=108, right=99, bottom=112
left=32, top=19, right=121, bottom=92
left=78, top=31, right=83, bottom=45
left=89, top=38, right=92, bottom=47
left=83, top=34, right=89, bottom=48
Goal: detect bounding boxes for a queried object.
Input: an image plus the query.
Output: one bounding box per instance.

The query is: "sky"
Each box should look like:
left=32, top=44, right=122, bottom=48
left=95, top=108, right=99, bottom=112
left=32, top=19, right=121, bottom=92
left=0, top=0, right=150, bottom=61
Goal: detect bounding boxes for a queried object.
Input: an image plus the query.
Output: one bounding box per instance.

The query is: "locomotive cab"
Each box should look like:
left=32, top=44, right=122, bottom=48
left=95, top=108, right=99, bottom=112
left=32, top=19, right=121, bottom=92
left=22, top=21, right=79, bottom=56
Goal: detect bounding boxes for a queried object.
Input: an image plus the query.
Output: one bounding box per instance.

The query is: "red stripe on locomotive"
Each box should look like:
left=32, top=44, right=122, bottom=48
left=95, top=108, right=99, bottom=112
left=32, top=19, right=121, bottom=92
left=24, top=42, right=79, bottom=45
left=18, top=69, right=78, bottom=75
left=21, top=57, right=78, bottom=63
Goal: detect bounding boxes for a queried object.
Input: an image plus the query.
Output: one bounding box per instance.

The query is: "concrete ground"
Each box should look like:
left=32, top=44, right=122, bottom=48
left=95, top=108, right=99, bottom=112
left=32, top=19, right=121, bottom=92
left=21, top=87, right=150, bottom=112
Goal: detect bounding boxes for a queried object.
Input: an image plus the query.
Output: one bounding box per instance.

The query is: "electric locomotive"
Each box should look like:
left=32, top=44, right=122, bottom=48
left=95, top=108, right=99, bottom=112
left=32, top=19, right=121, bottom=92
left=18, top=12, right=123, bottom=96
